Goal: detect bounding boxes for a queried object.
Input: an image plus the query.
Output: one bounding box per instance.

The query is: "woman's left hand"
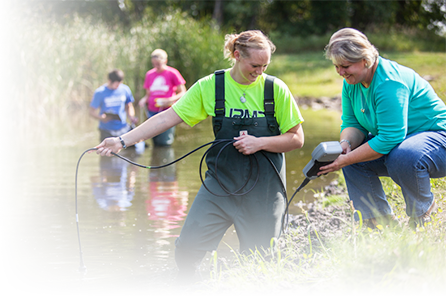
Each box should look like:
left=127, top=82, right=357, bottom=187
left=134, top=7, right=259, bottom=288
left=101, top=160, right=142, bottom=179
left=318, top=155, right=346, bottom=175
left=233, top=135, right=261, bottom=155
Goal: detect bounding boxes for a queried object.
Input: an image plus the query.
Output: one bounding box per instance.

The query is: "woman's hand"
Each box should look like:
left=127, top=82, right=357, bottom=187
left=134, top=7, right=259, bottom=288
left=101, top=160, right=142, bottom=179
left=318, top=155, right=347, bottom=175
left=318, top=141, right=353, bottom=175
left=95, top=137, right=122, bottom=157
left=318, top=141, right=384, bottom=176
left=233, top=135, right=261, bottom=155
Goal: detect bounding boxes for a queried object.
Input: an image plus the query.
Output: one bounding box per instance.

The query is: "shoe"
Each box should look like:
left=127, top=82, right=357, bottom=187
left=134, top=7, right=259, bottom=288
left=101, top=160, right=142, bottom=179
left=363, top=215, right=399, bottom=229
left=409, top=200, right=437, bottom=229
left=364, top=217, right=378, bottom=229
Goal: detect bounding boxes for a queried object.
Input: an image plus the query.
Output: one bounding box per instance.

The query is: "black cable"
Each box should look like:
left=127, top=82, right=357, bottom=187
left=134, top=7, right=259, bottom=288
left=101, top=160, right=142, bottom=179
left=282, top=177, right=311, bottom=232
left=198, top=140, right=260, bottom=197
left=111, top=139, right=231, bottom=169
left=74, top=148, right=96, bottom=274
left=74, top=139, right=304, bottom=272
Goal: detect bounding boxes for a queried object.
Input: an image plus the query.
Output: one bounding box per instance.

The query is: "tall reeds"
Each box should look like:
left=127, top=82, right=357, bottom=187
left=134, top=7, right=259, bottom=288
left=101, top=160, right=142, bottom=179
left=0, top=10, right=228, bottom=126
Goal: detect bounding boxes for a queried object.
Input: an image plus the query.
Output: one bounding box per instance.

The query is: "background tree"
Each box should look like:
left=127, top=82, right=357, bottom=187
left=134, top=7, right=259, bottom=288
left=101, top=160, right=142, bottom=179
left=28, top=0, right=446, bottom=37
left=349, top=0, right=398, bottom=31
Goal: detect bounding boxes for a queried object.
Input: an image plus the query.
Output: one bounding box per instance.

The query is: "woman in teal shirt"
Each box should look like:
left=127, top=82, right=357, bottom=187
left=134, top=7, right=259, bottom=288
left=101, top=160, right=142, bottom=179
left=320, top=28, right=446, bottom=229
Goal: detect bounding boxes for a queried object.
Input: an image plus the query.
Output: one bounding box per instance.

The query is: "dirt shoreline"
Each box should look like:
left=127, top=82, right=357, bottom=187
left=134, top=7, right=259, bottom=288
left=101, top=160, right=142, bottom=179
left=295, top=95, right=342, bottom=112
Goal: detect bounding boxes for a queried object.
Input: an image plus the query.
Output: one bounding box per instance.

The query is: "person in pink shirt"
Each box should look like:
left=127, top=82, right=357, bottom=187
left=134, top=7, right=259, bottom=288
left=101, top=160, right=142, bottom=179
left=139, top=49, right=186, bottom=146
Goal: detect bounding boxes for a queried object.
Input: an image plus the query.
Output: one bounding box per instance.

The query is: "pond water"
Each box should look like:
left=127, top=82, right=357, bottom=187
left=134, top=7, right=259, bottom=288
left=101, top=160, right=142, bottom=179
left=4, top=108, right=341, bottom=295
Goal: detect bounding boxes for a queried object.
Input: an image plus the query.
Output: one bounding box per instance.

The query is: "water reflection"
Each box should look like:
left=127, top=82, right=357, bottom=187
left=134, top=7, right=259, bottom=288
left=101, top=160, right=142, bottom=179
left=90, top=152, right=139, bottom=212
left=145, top=147, right=188, bottom=236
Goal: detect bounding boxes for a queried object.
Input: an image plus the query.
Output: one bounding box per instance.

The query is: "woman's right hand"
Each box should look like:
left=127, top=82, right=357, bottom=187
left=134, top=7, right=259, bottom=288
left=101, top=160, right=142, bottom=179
left=95, top=137, right=122, bottom=157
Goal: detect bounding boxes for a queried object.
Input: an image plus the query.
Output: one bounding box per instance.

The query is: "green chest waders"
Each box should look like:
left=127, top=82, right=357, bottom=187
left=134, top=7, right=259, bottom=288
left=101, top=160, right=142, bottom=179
left=175, top=70, right=286, bottom=275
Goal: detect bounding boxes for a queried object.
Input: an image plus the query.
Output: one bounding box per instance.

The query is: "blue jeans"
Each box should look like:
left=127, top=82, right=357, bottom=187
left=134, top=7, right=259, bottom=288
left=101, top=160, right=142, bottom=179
left=343, top=131, right=446, bottom=220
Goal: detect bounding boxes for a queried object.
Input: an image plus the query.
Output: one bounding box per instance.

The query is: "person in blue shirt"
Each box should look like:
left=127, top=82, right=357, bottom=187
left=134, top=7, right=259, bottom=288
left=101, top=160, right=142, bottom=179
left=320, top=28, right=446, bottom=229
left=89, top=69, right=138, bottom=141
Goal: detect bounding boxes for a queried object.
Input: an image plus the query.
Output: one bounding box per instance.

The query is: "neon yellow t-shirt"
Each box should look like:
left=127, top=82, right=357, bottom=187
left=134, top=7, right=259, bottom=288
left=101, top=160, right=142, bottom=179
left=172, top=70, right=304, bottom=133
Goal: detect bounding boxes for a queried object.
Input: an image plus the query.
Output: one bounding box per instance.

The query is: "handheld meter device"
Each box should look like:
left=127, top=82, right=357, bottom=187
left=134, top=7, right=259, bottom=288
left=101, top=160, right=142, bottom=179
left=283, top=141, right=343, bottom=230
left=302, top=141, right=343, bottom=180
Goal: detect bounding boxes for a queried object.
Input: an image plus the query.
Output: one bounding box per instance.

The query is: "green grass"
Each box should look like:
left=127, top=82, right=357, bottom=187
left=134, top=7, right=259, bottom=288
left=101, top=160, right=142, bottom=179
left=268, top=52, right=341, bottom=98
left=325, top=217, right=446, bottom=292
left=197, top=176, right=446, bottom=293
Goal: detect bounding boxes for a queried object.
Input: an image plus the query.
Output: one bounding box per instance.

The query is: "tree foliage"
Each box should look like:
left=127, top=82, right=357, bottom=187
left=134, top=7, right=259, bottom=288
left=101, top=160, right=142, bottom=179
left=29, top=0, right=446, bottom=36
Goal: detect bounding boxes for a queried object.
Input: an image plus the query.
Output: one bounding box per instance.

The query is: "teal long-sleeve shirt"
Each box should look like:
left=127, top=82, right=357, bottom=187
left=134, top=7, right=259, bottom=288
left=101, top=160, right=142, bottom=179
left=341, top=56, right=446, bottom=154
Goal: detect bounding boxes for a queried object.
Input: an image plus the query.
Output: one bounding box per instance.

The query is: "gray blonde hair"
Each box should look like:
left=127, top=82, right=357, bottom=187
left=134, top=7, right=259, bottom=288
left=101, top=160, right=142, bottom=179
left=324, top=28, right=379, bottom=68
left=151, top=49, right=168, bottom=60
left=224, top=30, right=276, bottom=65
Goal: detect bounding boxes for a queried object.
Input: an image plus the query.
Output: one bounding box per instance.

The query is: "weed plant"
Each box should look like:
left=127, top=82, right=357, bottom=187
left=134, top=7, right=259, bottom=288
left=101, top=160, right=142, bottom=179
left=333, top=224, right=446, bottom=295
left=209, top=236, right=329, bottom=293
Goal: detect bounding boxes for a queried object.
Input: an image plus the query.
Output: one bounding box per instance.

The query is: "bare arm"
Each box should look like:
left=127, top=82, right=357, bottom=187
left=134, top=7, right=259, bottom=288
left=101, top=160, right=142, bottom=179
left=125, top=102, right=138, bottom=124
left=138, top=89, right=150, bottom=108
left=339, top=127, right=366, bottom=152
left=96, top=108, right=183, bottom=156
left=125, top=102, right=135, bottom=118
left=318, top=127, right=383, bottom=175
left=233, top=123, right=304, bottom=155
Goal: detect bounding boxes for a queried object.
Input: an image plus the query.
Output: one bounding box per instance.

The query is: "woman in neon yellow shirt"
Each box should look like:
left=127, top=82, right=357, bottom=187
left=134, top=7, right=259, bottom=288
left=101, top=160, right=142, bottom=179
left=95, top=30, right=304, bottom=281
left=320, top=28, right=446, bottom=229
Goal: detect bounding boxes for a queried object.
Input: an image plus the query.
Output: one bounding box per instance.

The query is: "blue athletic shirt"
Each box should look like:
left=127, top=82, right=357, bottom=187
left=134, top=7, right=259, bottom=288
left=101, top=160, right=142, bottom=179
left=341, top=56, right=446, bottom=154
left=90, top=83, right=135, bottom=131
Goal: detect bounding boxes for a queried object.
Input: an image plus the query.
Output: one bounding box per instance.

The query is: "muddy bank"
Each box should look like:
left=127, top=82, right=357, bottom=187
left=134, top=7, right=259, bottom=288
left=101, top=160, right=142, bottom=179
left=164, top=181, right=351, bottom=296
left=296, top=95, right=342, bottom=112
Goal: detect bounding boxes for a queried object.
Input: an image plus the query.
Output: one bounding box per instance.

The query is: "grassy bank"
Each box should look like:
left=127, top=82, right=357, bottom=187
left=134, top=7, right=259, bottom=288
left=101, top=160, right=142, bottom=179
left=193, top=175, right=446, bottom=294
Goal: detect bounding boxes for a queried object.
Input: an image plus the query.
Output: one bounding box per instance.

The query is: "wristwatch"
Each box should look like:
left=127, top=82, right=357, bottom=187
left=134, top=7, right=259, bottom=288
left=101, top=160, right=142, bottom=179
left=119, top=136, right=127, bottom=149
left=340, top=139, right=351, bottom=149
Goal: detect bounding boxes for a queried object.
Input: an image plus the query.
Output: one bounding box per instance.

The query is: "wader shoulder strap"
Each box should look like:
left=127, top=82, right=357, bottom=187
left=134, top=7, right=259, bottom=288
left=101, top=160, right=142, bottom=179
left=212, top=72, right=278, bottom=135
left=264, top=75, right=279, bottom=132
left=213, top=70, right=225, bottom=135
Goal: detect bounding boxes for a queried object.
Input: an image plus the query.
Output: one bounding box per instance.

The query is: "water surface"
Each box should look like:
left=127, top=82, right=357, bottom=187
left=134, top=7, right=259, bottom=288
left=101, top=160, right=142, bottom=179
left=5, top=109, right=341, bottom=295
